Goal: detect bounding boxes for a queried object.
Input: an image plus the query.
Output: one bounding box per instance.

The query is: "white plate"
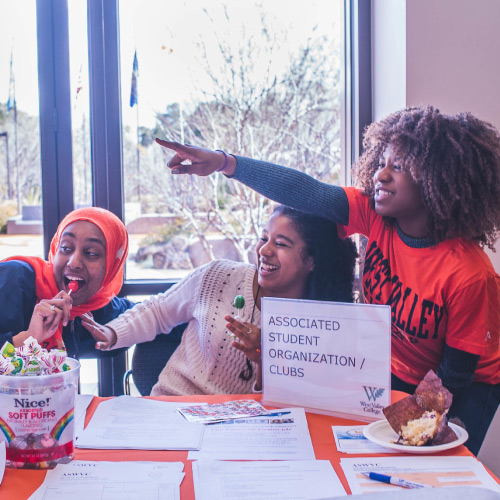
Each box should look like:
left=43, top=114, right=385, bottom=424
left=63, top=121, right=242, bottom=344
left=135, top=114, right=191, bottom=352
left=363, top=421, right=468, bottom=454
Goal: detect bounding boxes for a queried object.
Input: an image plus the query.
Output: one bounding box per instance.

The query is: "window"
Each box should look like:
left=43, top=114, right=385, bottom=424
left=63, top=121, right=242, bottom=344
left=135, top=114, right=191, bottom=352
left=118, top=0, right=346, bottom=283
left=0, top=1, right=43, bottom=259
left=1, top=0, right=370, bottom=395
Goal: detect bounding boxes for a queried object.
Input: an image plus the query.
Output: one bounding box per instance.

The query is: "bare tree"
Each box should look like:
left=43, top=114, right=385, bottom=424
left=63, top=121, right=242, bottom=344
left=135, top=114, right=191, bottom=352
left=135, top=5, right=342, bottom=263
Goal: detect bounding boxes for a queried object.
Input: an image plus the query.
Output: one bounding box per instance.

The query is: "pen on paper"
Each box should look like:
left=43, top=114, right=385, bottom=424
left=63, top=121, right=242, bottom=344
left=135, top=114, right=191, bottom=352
left=207, top=411, right=292, bottom=425
left=361, top=472, right=431, bottom=489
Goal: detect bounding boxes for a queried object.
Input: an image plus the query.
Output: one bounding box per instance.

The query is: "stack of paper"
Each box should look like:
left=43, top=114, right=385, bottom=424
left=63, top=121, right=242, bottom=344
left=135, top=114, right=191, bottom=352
left=188, top=407, right=315, bottom=460
left=76, top=396, right=204, bottom=450
left=28, top=461, right=185, bottom=500
left=74, top=393, right=94, bottom=440
left=340, top=456, right=500, bottom=494
left=193, top=460, right=346, bottom=500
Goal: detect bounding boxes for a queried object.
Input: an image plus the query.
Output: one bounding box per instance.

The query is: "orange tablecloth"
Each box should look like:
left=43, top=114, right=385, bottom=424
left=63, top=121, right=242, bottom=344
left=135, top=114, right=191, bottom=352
left=1, top=393, right=496, bottom=499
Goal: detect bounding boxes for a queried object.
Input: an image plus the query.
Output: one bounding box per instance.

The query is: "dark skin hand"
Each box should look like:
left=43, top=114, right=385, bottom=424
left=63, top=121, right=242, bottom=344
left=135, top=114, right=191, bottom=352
left=155, top=139, right=237, bottom=177
left=13, top=290, right=72, bottom=347
left=226, top=314, right=263, bottom=390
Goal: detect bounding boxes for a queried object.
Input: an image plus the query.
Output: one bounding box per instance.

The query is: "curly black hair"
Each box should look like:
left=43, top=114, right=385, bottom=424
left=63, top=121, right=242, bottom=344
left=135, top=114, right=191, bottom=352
left=272, top=205, right=357, bottom=303
left=354, top=105, right=500, bottom=249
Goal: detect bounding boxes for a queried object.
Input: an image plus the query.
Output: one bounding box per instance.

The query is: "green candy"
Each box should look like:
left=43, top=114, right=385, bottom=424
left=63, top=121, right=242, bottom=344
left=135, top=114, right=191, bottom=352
left=233, top=295, right=245, bottom=310
left=1, top=341, right=15, bottom=358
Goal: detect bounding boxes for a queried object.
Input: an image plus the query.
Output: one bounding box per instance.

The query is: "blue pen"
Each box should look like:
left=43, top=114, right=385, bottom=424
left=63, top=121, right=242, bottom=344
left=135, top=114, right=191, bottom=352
left=361, top=472, right=430, bottom=489
left=207, top=411, right=292, bottom=425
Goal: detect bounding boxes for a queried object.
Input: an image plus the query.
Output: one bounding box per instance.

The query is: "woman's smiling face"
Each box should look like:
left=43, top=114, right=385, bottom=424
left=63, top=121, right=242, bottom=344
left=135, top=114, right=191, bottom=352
left=52, top=221, right=107, bottom=305
left=373, top=144, right=429, bottom=237
left=255, top=213, right=314, bottom=299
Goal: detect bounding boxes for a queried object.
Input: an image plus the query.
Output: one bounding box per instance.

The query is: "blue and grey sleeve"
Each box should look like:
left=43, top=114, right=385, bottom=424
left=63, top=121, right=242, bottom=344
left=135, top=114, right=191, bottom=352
left=231, top=155, right=349, bottom=226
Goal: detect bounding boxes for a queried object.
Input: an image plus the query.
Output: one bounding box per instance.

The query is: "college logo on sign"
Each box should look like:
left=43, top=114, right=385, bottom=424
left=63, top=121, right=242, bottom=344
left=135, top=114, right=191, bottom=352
left=363, top=386, right=385, bottom=402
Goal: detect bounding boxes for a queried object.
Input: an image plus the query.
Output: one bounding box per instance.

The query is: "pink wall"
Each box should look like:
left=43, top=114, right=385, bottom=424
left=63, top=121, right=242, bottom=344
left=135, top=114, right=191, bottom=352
left=373, top=0, right=500, bottom=271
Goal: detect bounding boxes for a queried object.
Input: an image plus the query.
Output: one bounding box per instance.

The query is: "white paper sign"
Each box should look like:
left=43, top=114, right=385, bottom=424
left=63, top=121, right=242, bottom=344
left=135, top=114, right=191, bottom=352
left=261, top=298, right=391, bottom=421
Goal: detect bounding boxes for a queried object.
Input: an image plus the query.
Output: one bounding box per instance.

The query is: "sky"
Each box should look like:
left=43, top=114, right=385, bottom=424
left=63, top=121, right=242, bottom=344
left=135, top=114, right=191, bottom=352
left=0, top=0, right=341, bottom=129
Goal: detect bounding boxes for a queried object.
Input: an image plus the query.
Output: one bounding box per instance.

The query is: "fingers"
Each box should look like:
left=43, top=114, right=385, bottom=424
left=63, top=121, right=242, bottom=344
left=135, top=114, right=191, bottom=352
left=155, top=138, right=183, bottom=151
left=231, top=339, right=262, bottom=364
left=225, top=316, right=259, bottom=341
left=225, top=316, right=262, bottom=362
left=38, top=299, right=69, bottom=327
left=30, top=303, right=61, bottom=339
left=155, top=139, right=190, bottom=169
left=155, top=138, right=223, bottom=177
left=52, top=292, right=73, bottom=326
left=80, top=317, right=115, bottom=350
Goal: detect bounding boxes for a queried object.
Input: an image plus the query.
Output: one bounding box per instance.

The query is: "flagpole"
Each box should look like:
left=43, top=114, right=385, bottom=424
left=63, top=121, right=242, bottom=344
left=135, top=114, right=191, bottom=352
left=0, top=132, right=10, bottom=199
left=136, top=93, right=140, bottom=205
left=82, top=112, right=88, bottom=203
left=130, top=50, right=140, bottom=206
left=6, top=48, right=16, bottom=206
left=13, top=80, right=19, bottom=213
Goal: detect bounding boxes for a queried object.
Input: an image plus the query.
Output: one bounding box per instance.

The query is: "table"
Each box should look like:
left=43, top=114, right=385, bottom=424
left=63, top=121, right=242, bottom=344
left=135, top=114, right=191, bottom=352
left=1, top=393, right=497, bottom=499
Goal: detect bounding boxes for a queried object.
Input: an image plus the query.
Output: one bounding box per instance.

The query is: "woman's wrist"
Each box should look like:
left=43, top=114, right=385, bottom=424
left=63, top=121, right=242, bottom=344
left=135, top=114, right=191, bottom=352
left=215, top=150, right=236, bottom=176
left=108, top=328, right=118, bottom=349
left=12, top=331, right=31, bottom=348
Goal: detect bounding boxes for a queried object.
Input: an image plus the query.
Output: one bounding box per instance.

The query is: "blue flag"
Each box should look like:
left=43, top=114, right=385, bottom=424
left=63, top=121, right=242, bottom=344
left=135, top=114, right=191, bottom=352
left=6, top=50, right=15, bottom=113
left=130, top=51, right=138, bottom=107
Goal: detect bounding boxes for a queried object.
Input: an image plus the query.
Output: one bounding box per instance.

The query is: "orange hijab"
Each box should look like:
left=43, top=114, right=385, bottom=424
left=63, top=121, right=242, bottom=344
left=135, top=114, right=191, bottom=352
left=3, top=207, right=128, bottom=349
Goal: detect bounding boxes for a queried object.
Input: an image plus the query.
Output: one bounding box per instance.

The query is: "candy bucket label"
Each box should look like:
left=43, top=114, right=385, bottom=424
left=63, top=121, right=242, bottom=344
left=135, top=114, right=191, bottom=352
left=0, top=385, right=75, bottom=466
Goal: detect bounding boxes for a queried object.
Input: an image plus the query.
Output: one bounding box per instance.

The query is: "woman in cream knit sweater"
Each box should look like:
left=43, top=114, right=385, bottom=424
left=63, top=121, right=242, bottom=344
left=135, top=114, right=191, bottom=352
left=83, top=205, right=357, bottom=395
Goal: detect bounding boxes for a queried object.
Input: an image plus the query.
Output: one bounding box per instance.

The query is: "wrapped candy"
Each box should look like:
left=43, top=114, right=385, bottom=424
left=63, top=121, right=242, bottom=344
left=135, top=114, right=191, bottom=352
left=24, top=358, right=42, bottom=376
left=17, top=337, right=42, bottom=359
left=0, top=339, right=79, bottom=470
left=0, top=356, right=15, bottom=375
left=0, top=337, right=70, bottom=376
left=1, top=340, right=15, bottom=358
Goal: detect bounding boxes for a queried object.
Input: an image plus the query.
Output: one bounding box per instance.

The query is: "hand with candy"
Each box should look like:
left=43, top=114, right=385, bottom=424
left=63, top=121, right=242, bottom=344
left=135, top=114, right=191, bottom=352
left=14, top=290, right=72, bottom=348
left=225, top=315, right=262, bottom=364
left=227, top=295, right=245, bottom=341
left=80, top=312, right=118, bottom=350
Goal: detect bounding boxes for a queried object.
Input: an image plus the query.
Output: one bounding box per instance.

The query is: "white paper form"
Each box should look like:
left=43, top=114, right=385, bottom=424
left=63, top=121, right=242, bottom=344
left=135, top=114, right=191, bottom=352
left=74, top=394, right=94, bottom=441
left=28, top=460, right=184, bottom=500
left=340, top=456, right=500, bottom=495
left=0, top=441, right=5, bottom=485
left=332, top=426, right=397, bottom=454
left=76, top=396, right=204, bottom=450
left=193, top=460, right=346, bottom=500
left=188, top=407, right=315, bottom=461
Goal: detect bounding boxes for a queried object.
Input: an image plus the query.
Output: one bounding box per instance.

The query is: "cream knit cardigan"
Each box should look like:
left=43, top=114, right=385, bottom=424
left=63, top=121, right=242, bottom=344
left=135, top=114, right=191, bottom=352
left=107, top=259, right=260, bottom=396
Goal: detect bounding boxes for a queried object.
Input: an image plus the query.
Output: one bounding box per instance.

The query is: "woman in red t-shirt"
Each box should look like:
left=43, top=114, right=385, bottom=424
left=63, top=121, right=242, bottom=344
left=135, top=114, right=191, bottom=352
left=154, top=106, right=500, bottom=455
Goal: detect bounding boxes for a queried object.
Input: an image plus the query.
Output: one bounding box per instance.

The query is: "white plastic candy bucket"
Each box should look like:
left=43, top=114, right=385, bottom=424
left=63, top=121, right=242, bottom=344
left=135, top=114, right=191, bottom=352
left=0, top=357, right=80, bottom=469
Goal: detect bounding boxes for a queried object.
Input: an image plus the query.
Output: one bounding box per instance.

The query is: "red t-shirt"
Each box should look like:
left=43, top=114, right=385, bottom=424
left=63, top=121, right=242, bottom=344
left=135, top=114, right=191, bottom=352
left=339, top=187, right=500, bottom=385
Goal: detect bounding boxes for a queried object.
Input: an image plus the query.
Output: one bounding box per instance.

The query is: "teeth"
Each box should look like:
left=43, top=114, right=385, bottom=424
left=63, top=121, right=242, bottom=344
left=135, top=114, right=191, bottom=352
left=261, top=263, right=278, bottom=272
left=66, top=276, right=84, bottom=281
left=377, top=188, right=393, bottom=195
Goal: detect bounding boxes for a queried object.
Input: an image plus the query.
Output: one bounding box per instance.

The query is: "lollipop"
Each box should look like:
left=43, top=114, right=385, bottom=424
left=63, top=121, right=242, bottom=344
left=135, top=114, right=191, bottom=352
left=227, top=295, right=245, bottom=340
left=233, top=295, right=245, bottom=311
left=67, top=280, right=79, bottom=295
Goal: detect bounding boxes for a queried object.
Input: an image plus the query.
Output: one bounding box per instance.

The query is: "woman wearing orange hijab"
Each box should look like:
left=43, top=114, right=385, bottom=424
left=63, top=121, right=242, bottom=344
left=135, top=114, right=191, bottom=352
left=0, top=207, right=134, bottom=357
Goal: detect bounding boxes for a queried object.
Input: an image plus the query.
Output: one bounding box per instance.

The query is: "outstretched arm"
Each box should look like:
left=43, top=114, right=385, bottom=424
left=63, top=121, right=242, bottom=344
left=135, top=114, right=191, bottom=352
left=156, top=139, right=349, bottom=225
